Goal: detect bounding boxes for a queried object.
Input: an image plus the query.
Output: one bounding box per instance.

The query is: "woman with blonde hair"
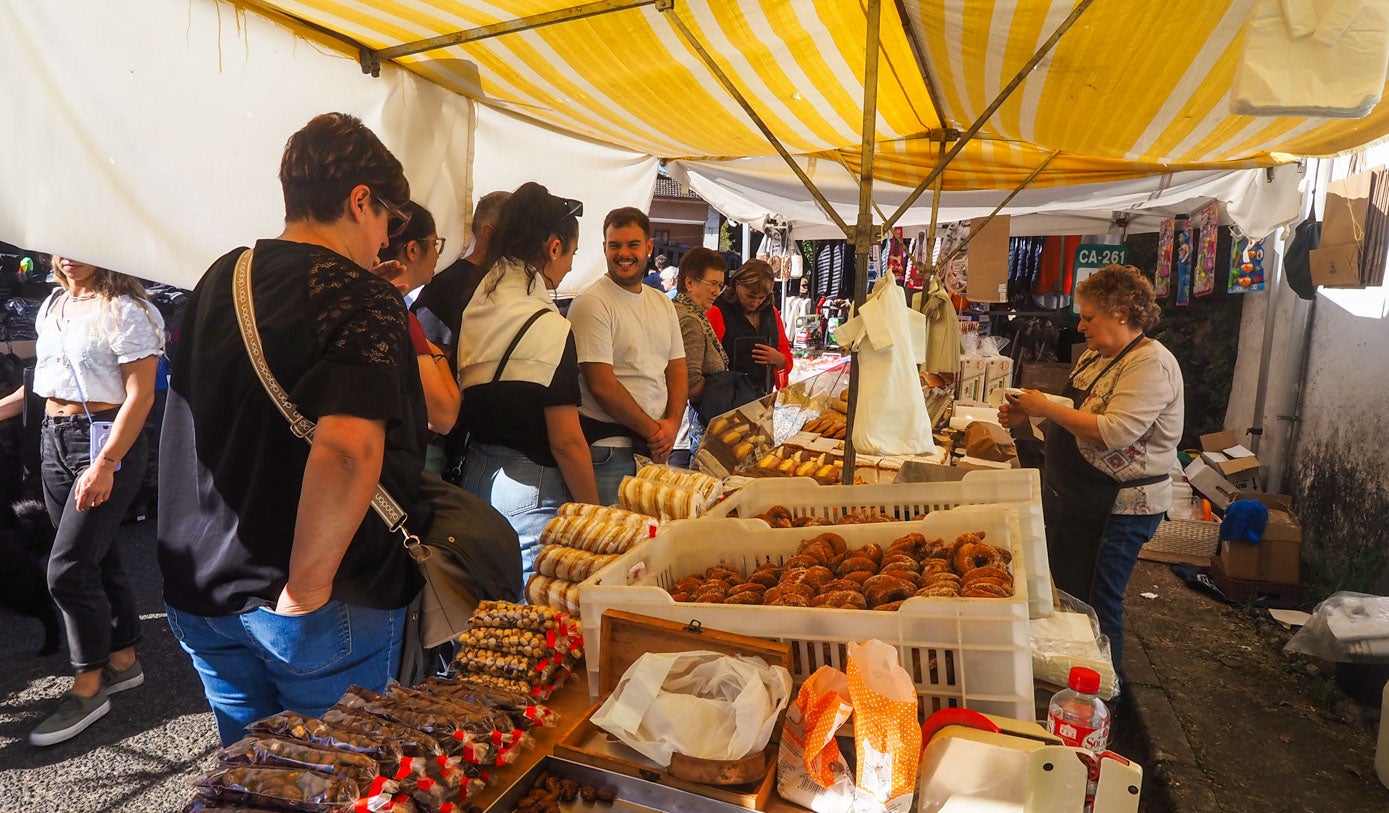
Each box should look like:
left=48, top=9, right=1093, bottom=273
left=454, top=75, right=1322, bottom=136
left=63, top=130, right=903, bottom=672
left=28, top=256, right=163, bottom=746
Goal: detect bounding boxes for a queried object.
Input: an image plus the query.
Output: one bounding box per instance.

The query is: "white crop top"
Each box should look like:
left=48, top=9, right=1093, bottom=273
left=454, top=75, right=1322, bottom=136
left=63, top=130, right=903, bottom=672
left=32, top=291, right=166, bottom=405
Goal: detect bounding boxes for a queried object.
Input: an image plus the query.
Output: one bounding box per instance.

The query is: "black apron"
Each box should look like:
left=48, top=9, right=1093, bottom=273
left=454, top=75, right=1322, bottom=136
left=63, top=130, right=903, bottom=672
left=1041, top=334, right=1168, bottom=601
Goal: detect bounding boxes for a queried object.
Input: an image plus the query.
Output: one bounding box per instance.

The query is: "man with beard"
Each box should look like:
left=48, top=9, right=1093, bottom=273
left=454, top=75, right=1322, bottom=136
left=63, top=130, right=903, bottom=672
left=567, top=208, right=687, bottom=503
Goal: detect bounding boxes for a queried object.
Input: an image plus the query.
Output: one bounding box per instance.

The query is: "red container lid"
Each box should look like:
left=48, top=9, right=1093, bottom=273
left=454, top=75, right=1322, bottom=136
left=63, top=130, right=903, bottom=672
left=1067, top=666, right=1101, bottom=694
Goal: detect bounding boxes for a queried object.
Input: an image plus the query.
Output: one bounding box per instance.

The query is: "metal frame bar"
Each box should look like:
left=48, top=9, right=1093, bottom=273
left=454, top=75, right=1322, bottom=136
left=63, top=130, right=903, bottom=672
left=664, top=9, right=851, bottom=236
left=360, top=0, right=668, bottom=76
left=893, top=0, right=952, bottom=133
left=882, top=0, right=1097, bottom=232
left=935, top=149, right=1060, bottom=269
left=842, top=0, right=885, bottom=483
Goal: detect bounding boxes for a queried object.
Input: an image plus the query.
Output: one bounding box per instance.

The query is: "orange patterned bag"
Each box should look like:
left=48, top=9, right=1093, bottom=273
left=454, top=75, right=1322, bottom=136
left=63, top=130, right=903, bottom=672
left=776, top=666, right=855, bottom=812
left=846, top=640, right=922, bottom=813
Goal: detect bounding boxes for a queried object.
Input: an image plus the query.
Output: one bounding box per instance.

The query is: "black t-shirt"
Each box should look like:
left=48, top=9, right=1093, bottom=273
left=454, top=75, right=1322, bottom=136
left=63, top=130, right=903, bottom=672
left=411, top=257, right=486, bottom=354
left=157, top=239, right=426, bottom=616
left=458, top=334, right=581, bottom=467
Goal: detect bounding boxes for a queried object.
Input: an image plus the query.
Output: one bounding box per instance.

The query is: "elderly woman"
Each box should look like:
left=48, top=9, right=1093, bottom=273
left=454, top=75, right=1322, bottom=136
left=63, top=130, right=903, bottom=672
left=668, top=248, right=728, bottom=466
left=706, top=259, right=793, bottom=396
left=158, top=112, right=426, bottom=745
left=1000, top=264, right=1184, bottom=674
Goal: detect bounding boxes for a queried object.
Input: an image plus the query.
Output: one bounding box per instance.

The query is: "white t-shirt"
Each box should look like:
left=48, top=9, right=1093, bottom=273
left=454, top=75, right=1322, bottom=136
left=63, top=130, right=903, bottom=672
left=568, top=275, right=684, bottom=428
left=33, top=291, right=165, bottom=404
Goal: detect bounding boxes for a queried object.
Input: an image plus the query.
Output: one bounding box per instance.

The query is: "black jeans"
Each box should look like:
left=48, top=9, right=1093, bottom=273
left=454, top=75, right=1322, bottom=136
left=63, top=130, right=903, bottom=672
left=41, top=413, right=147, bottom=672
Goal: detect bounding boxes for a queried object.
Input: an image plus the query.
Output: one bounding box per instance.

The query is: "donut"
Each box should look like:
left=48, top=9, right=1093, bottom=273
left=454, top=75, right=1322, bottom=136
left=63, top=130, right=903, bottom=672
left=765, top=505, right=794, bottom=524
left=809, top=590, right=863, bottom=608
left=822, top=579, right=866, bottom=594
left=963, top=582, right=1012, bottom=598
left=705, top=565, right=741, bottom=581
left=728, top=582, right=767, bottom=597
left=880, top=554, right=920, bottom=572
left=872, top=600, right=905, bottom=612
left=920, top=559, right=952, bottom=575
left=836, top=556, right=878, bottom=577
left=671, top=591, right=693, bottom=602
left=854, top=543, right=884, bottom=565
left=791, top=515, right=829, bottom=528
left=953, top=542, right=1004, bottom=576
left=768, top=582, right=816, bottom=602
left=748, top=568, right=781, bottom=588
left=674, top=576, right=705, bottom=593
left=785, top=566, right=834, bottom=591
left=766, top=593, right=808, bottom=607
left=922, top=572, right=962, bottom=590
left=810, top=532, right=848, bottom=556
left=833, top=592, right=868, bottom=610
left=864, top=579, right=912, bottom=608
left=879, top=566, right=921, bottom=586
left=784, top=554, right=822, bottom=570
left=693, top=590, right=727, bottom=604
left=962, top=564, right=1014, bottom=587
left=915, top=584, right=960, bottom=598
left=724, top=591, right=763, bottom=605
left=886, top=532, right=927, bottom=558
left=841, top=570, right=874, bottom=585
left=862, top=573, right=913, bottom=593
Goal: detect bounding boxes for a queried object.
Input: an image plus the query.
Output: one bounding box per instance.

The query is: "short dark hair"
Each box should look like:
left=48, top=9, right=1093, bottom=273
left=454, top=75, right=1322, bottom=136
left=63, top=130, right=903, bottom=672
left=677, top=247, right=727, bottom=294
left=602, top=207, right=650, bottom=238
left=482, top=181, right=581, bottom=296
left=379, top=201, right=436, bottom=263
left=471, top=191, right=511, bottom=238
left=279, top=112, right=408, bottom=224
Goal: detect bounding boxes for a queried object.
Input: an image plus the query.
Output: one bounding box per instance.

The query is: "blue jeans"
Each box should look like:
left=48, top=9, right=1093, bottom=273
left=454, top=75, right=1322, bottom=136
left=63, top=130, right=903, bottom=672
left=41, top=414, right=148, bottom=672
left=166, top=601, right=405, bottom=746
left=460, top=442, right=572, bottom=589
left=589, top=445, right=637, bottom=507
left=1093, top=512, right=1164, bottom=675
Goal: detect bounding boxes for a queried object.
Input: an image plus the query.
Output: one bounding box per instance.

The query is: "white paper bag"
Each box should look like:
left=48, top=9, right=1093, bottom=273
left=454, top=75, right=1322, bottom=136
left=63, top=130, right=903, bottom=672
left=590, top=651, right=793, bottom=767
left=833, top=276, right=935, bottom=455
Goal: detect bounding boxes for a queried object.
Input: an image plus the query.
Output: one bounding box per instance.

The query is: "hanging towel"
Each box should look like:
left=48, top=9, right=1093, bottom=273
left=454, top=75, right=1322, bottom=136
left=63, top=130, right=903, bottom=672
left=1232, top=0, right=1389, bottom=118
left=1220, top=499, right=1270, bottom=544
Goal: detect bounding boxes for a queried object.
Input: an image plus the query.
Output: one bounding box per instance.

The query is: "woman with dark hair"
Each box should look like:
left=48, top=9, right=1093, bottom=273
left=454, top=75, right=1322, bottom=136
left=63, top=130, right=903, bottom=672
left=1000, top=264, right=1184, bottom=675
left=377, top=201, right=461, bottom=472
left=668, top=248, right=728, bottom=466
left=454, top=182, right=596, bottom=585
left=706, top=259, right=793, bottom=396
left=158, top=112, right=426, bottom=745
left=26, top=257, right=163, bottom=746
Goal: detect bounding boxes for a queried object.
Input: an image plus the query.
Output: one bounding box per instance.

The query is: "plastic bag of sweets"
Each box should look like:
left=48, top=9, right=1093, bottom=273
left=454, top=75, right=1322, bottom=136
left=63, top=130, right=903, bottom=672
left=194, top=765, right=360, bottom=812
left=181, top=797, right=284, bottom=813
left=320, top=706, right=446, bottom=762
left=334, top=687, right=499, bottom=766
left=384, top=685, right=529, bottom=758
left=417, top=677, right=557, bottom=729
left=387, top=753, right=486, bottom=812
left=247, top=712, right=403, bottom=770
left=218, top=735, right=384, bottom=789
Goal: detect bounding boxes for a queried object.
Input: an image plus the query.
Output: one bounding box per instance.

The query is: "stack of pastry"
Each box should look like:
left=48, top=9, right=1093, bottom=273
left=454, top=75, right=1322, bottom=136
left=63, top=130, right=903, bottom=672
left=662, top=529, right=1014, bottom=610
left=635, top=463, right=721, bottom=502
left=454, top=601, right=583, bottom=701
left=702, top=413, right=771, bottom=470
left=528, top=504, right=652, bottom=614
left=748, top=448, right=842, bottom=483
left=617, top=475, right=702, bottom=520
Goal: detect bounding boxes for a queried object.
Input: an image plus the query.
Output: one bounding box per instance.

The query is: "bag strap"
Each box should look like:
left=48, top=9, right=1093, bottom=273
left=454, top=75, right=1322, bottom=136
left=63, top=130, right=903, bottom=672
left=492, top=308, right=551, bottom=384
left=231, top=249, right=424, bottom=554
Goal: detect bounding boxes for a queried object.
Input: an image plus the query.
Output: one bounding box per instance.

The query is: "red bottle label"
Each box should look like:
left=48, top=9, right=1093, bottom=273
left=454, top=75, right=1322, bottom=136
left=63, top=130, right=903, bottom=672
left=1046, top=712, right=1110, bottom=752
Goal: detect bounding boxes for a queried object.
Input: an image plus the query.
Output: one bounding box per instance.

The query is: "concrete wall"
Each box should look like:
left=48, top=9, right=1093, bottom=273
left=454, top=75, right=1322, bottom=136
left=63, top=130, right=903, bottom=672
left=1227, top=232, right=1389, bottom=592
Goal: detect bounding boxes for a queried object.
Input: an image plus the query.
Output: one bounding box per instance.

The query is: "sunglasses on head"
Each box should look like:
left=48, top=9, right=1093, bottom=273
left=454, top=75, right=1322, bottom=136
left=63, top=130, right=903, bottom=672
left=373, top=191, right=413, bottom=238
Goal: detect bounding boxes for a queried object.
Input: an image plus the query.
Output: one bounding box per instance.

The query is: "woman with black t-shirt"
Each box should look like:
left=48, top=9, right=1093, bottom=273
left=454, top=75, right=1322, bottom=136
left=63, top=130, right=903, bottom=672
left=454, top=182, right=597, bottom=585
left=706, top=259, right=793, bottom=396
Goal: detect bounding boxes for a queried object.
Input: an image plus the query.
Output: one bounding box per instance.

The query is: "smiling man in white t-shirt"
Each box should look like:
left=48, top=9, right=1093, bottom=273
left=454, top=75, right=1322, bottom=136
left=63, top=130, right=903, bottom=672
left=567, top=207, right=687, bottom=503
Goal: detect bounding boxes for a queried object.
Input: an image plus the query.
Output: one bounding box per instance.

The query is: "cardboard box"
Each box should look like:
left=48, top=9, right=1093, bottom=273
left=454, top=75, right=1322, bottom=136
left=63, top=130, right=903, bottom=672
left=958, top=357, right=987, bottom=403
left=966, top=215, right=1011, bottom=303
left=1198, top=430, right=1261, bottom=482
left=1182, top=457, right=1240, bottom=509
left=982, top=356, right=1014, bottom=403
left=1017, top=361, right=1073, bottom=395
left=1217, top=491, right=1302, bottom=584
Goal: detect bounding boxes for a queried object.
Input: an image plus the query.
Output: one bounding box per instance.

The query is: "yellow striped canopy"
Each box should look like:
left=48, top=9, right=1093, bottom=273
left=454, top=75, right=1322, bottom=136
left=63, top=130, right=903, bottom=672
left=242, top=0, right=1389, bottom=190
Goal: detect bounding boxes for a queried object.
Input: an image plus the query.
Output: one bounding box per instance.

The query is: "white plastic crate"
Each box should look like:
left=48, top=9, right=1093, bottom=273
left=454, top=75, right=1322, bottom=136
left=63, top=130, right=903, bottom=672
left=703, top=470, right=1053, bottom=619
left=578, top=507, right=1033, bottom=720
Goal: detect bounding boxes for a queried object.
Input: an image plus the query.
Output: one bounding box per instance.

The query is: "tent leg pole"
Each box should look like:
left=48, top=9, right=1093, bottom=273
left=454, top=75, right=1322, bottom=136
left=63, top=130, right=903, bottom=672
left=936, top=150, right=1060, bottom=269
left=844, top=0, right=883, bottom=484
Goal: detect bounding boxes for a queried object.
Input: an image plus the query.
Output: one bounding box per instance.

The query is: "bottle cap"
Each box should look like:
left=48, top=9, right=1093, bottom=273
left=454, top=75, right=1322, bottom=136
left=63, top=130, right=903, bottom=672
left=1067, top=666, right=1101, bottom=695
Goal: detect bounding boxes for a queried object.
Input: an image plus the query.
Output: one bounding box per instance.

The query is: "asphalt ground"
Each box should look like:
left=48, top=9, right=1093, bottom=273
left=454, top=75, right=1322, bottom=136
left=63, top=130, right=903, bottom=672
left=0, top=519, right=219, bottom=813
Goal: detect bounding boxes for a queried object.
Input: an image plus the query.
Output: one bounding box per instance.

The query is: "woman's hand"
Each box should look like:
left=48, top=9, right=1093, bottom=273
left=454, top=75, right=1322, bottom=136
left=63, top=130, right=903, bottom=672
left=369, top=260, right=409, bottom=293
left=996, top=400, right=1030, bottom=430
left=751, top=342, right=787, bottom=371
left=74, top=458, right=116, bottom=511
left=1009, top=388, right=1053, bottom=419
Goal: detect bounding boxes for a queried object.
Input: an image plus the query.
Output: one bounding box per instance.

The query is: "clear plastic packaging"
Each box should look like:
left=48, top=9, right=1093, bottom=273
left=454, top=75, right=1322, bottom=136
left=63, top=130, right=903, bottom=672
left=1285, top=591, right=1389, bottom=662
left=1030, top=590, right=1118, bottom=700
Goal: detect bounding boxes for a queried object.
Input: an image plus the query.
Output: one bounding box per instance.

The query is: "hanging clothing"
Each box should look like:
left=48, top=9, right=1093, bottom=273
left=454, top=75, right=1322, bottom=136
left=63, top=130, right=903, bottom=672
left=812, top=241, right=854, bottom=300
left=917, top=281, right=961, bottom=375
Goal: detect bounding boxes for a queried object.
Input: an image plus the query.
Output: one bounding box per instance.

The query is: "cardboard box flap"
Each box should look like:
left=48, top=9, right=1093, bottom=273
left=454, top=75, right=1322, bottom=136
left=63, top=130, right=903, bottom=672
left=597, top=610, right=793, bottom=698
left=1199, top=430, right=1261, bottom=476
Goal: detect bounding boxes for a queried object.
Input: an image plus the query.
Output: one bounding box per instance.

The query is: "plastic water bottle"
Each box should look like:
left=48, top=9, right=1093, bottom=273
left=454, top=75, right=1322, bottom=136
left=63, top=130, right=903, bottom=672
left=1046, top=666, right=1111, bottom=753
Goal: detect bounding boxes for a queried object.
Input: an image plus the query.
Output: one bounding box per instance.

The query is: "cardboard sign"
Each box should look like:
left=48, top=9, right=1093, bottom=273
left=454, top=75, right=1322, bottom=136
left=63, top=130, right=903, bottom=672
left=1309, top=243, right=1362, bottom=287
left=966, top=215, right=1011, bottom=303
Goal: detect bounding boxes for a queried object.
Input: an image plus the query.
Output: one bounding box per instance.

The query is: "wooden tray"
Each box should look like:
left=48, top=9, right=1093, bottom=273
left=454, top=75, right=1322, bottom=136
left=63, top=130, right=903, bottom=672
left=554, top=610, right=792, bottom=810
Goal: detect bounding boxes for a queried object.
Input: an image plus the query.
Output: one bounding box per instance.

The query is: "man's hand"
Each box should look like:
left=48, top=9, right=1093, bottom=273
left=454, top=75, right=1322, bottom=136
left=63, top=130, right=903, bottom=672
left=273, top=584, right=331, bottom=616
left=647, top=416, right=679, bottom=462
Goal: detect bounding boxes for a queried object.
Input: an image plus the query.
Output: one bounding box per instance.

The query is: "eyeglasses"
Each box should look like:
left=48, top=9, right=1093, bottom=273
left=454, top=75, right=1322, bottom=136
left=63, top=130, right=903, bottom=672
left=690, top=277, right=724, bottom=289
left=372, top=191, right=412, bottom=238
left=429, top=236, right=446, bottom=254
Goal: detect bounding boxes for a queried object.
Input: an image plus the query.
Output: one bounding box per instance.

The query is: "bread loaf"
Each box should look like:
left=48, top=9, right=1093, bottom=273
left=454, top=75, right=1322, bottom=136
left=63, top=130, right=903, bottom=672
left=617, top=475, right=700, bottom=520
left=539, top=515, right=645, bottom=555
left=555, top=503, right=649, bottom=526
left=635, top=464, right=720, bottom=501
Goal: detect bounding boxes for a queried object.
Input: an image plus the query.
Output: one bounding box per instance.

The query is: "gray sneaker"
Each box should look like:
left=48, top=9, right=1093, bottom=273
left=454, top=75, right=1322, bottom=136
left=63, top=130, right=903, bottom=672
left=102, top=659, right=144, bottom=694
left=28, top=690, right=111, bottom=747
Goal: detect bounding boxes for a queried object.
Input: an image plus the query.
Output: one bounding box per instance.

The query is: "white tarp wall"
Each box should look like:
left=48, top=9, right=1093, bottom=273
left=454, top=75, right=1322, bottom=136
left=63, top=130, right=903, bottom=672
left=1, top=0, right=657, bottom=296
left=668, top=157, right=1306, bottom=240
